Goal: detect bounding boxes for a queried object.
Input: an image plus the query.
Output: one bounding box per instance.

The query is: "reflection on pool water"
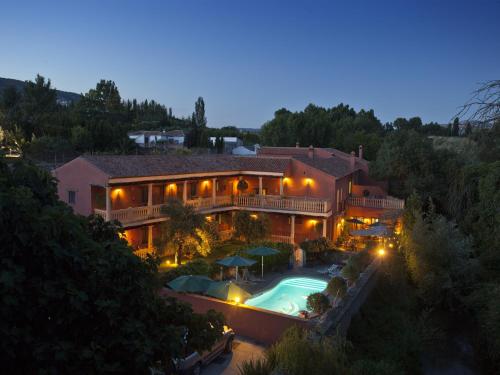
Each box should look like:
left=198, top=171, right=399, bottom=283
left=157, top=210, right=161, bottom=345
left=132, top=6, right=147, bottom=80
left=245, top=277, right=327, bottom=316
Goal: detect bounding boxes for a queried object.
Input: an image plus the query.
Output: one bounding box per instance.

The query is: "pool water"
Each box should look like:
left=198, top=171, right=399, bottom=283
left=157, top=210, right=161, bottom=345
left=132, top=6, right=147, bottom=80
left=245, top=277, right=327, bottom=316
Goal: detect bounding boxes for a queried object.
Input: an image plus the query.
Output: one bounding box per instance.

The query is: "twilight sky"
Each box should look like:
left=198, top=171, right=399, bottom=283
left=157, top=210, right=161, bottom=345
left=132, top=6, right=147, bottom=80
left=1, top=0, right=499, bottom=128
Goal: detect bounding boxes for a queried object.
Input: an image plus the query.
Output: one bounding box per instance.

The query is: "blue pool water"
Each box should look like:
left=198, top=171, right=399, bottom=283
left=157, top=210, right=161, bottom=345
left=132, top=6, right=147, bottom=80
left=245, top=277, right=327, bottom=316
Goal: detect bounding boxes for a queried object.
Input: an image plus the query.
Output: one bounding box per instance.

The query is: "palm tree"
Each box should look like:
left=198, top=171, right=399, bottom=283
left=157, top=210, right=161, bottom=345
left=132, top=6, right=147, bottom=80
left=158, top=199, right=204, bottom=264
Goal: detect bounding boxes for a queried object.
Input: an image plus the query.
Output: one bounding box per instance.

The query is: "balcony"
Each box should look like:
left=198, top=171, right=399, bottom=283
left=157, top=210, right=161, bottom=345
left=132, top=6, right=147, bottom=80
left=94, top=194, right=332, bottom=226
left=346, top=196, right=404, bottom=210
left=235, top=195, right=331, bottom=214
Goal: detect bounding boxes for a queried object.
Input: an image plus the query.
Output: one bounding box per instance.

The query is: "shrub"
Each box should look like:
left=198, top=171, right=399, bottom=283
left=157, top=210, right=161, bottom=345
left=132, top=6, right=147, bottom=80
left=327, top=276, right=347, bottom=299
left=161, top=259, right=212, bottom=283
left=269, top=326, right=349, bottom=375
left=234, top=211, right=270, bottom=243
left=341, top=261, right=360, bottom=284
left=245, top=241, right=293, bottom=273
left=306, top=293, right=330, bottom=314
left=300, top=237, right=333, bottom=254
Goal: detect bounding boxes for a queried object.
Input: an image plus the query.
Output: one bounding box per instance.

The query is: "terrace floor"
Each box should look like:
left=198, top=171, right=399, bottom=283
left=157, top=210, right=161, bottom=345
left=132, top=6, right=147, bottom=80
left=203, top=336, right=265, bottom=375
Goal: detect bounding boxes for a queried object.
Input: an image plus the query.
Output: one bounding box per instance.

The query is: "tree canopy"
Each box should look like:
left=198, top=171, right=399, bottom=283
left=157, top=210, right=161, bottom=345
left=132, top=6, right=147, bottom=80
left=0, top=159, right=224, bottom=373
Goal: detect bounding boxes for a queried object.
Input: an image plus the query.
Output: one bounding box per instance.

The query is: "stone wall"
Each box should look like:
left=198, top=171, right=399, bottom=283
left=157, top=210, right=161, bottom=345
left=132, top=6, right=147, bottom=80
left=160, top=288, right=309, bottom=345
left=316, top=258, right=381, bottom=336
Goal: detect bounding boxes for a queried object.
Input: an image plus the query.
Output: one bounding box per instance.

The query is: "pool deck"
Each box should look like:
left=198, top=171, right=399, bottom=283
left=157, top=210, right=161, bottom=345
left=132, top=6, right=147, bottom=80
left=236, top=265, right=331, bottom=296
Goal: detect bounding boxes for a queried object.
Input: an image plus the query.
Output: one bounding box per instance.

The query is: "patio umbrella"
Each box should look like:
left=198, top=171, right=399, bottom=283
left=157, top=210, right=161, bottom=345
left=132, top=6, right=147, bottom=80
left=216, top=255, right=257, bottom=281
left=369, top=221, right=386, bottom=227
left=205, top=281, right=251, bottom=302
left=167, top=275, right=213, bottom=293
left=246, top=246, right=280, bottom=279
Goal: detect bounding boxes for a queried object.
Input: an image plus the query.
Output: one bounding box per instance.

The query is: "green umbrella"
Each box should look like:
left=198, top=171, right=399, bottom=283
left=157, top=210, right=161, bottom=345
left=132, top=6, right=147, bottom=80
left=369, top=221, right=386, bottom=227
left=216, top=255, right=257, bottom=281
left=167, top=275, right=213, bottom=293
left=205, top=281, right=251, bottom=302
left=246, top=246, right=280, bottom=279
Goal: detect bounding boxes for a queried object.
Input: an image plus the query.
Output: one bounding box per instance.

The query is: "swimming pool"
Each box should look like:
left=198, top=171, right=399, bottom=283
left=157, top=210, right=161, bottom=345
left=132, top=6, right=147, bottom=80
left=245, top=277, right=327, bottom=316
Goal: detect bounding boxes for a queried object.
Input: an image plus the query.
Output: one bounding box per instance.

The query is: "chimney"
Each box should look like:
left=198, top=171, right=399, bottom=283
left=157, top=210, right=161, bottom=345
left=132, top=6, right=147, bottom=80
left=358, top=145, right=363, bottom=159
left=308, top=145, right=314, bottom=159
left=350, top=151, right=356, bottom=170
left=296, top=141, right=300, bottom=148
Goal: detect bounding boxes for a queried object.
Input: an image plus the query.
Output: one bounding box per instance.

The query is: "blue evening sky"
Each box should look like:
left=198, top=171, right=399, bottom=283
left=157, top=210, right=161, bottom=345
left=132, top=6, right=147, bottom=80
left=1, top=0, right=499, bottom=128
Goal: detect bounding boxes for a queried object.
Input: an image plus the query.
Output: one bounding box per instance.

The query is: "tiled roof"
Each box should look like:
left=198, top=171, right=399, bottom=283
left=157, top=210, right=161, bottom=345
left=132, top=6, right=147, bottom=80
left=259, top=146, right=365, bottom=178
left=293, top=155, right=353, bottom=178
left=81, top=154, right=290, bottom=178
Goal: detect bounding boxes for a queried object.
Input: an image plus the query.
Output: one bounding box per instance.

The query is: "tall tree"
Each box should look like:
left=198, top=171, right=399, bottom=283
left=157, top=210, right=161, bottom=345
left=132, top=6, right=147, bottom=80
left=186, top=97, right=208, bottom=148
left=20, top=74, right=58, bottom=140
left=158, top=199, right=205, bottom=263
left=451, top=117, right=460, bottom=136
left=0, top=159, right=224, bottom=373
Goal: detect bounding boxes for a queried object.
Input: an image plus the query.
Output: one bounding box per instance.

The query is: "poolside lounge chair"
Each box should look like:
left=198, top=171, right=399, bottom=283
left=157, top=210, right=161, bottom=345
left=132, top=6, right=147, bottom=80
left=241, top=268, right=261, bottom=283
left=317, top=264, right=341, bottom=275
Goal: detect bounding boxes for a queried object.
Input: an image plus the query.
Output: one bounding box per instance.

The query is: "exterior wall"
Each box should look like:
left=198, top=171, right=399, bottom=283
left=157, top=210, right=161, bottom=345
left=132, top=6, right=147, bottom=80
left=294, top=215, right=324, bottom=244
left=262, top=177, right=280, bottom=195
left=216, top=177, right=235, bottom=197
left=110, top=185, right=148, bottom=209
left=268, top=213, right=292, bottom=237
left=351, top=184, right=386, bottom=198
left=285, top=159, right=335, bottom=200
left=53, top=157, right=109, bottom=216
left=124, top=223, right=161, bottom=250
left=334, top=175, right=352, bottom=212
left=124, top=226, right=149, bottom=250
left=345, top=205, right=388, bottom=221
left=160, top=288, right=309, bottom=345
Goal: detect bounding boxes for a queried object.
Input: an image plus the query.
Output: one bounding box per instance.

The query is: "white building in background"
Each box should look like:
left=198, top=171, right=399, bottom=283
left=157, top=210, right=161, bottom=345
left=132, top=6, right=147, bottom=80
left=128, top=130, right=185, bottom=147
left=209, top=137, right=243, bottom=153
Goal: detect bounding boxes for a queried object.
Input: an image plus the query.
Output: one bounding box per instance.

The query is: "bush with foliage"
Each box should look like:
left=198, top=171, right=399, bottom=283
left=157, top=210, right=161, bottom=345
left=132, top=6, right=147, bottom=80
left=306, top=293, right=330, bottom=314
left=300, top=237, right=333, bottom=255
left=245, top=241, right=293, bottom=274
left=233, top=211, right=270, bottom=243
left=341, top=261, right=360, bottom=285
left=327, top=276, right=347, bottom=299
left=160, top=259, right=214, bottom=283
left=239, top=326, right=349, bottom=375
left=0, top=159, right=225, bottom=373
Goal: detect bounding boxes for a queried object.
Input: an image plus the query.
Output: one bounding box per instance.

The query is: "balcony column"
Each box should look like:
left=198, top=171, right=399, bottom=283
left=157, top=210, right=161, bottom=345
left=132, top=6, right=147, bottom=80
left=258, top=176, right=263, bottom=195
left=212, top=178, right=217, bottom=204
left=290, top=215, right=295, bottom=244
left=279, top=177, right=284, bottom=196
left=105, top=186, right=111, bottom=221
left=148, top=225, right=153, bottom=249
left=147, top=183, right=153, bottom=216
left=322, top=218, right=327, bottom=238
left=183, top=181, right=188, bottom=203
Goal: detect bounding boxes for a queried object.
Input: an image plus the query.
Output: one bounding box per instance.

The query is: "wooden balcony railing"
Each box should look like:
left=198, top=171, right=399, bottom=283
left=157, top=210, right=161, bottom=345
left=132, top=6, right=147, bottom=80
left=347, top=196, right=404, bottom=210
left=235, top=195, right=331, bottom=214
left=94, top=194, right=332, bottom=225
left=134, top=248, right=155, bottom=259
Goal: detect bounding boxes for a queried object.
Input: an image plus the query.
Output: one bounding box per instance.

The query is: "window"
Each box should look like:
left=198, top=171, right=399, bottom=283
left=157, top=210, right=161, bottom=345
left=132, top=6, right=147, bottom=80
left=348, top=180, right=352, bottom=195
left=68, top=190, right=76, bottom=204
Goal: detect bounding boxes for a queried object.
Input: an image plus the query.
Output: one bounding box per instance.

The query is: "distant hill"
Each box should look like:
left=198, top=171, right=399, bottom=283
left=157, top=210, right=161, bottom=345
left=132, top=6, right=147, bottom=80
left=0, top=77, right=81, bottom=105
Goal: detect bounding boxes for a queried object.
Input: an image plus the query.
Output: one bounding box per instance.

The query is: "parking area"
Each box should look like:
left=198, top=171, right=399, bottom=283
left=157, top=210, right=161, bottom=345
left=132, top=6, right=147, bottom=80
left=202, top=336, right=266, bottom=375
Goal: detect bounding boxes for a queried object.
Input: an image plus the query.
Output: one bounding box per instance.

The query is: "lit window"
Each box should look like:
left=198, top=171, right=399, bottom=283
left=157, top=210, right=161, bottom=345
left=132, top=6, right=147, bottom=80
left=68, top=190, right=76, bottom=204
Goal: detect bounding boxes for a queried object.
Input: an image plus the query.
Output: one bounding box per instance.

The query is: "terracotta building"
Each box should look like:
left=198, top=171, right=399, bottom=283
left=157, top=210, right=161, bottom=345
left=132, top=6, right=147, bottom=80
left=53, top=146, right=404, bottom=258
